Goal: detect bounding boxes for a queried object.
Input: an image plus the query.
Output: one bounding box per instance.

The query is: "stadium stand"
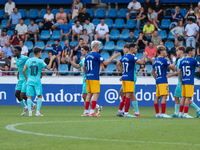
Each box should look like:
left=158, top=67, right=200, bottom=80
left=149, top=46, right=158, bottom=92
left=115, top=41, right=126, bottom=51
left=35, top=41, right=45, bottom=50
left=86, top=9, right=95, bottom=18
left=106, top=64, right=116, bottom=75
left=50, top=30, right=61, bottom=40
left=165, top=41, right=174, bottom=51
left=39, top=9, right=47, bottom=18
left=44, top=41, right=55, bottom=51
left=101, top=52, right=110, bottom=61
left=1, top=20, right=8, bottom=28
left=39, top=30, right=50, bottom=40
left=107, top=9, right=118, bottom=18
left=109, top=30, right=120, bottom=40
left=113, top=19, right=125, bottom=29
left=0, top=9, right=4, bottom=19
left=24, top=41, right=33, bottom=51
left=120, top=30, right=130, bottom=40
left=24, top=19, right=31, bottom=26
left=103, top=41, right=115, bottom=51
left=18, top=9, right=27, bottom=18
left=125, top=19, right=136, bottom=29
left=28, top=9, right=39, bottom=19
left=95, top=9, right=106, bottom=18
left=118, top=9, right=128, bottom=18
left=59, top=64, right=68, bottom=75
left=105, top=19, right=113, bottom=28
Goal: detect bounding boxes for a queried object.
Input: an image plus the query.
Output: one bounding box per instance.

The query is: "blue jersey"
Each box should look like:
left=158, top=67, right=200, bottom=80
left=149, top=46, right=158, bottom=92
left=84, top=52, right=105, bottom=80
left=120, top=54, right=138, bottom=81
left=179, top=57, right=200, bottom=85
left=177, top=57, right=185, bottom=84
left=79, top=57, right=86, bottom=79
left=15, top=55, right=29, bottom=80
left=133, top=54, right=137, bottom=82
left=25, top=57, right=47, bottom=86
left=52, top=44, right=62, bottom=56
left=153, top=57, right=170, bottom=84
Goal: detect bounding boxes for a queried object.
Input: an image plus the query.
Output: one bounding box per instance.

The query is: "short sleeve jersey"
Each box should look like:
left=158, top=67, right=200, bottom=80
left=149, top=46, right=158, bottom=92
left=25, top=57, right=47, bottom=85
left=179, top=57, right=200, bottom=85
left=176, top=57, right=185, bottom=84
left=153, top=57, right=170, bottom=84
left=63, top=45, right=70, bottom=57
left=52, top=44, right=62, bottom=56
left=120, top=54, right=138, bottom=81
left=133, top=54, right=137, bottom=82
left=79, top=57, right=86, bottom=79
left=84, top=52, right=105, bottom=80
left=15, top=55, right=29, bottom=80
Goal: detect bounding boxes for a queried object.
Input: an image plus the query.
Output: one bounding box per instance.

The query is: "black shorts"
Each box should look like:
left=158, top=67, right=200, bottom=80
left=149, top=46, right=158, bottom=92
left=27, top=33, right=36, bottom=37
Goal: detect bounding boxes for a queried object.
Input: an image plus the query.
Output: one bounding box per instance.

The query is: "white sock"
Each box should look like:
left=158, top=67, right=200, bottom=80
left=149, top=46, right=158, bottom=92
left=90, top=109, right=94, bottom=114
left=84, top=110, right=89, bottom=114
left=96, top=104, right=100, bottom=109
left=118, top=110, right=122, bottom=113
left=36, top=111, right=40, bottom=114
left=124, top=112, right=128, bottom=115
left=179, top=112, right=182, bottom=115
left=175, top=112, right=178, bottom=115
left=135, top=111, right=139, bottom=114
left=184, top=113, right=188, bottom=115
left=197, top=108, right=200, bottom=111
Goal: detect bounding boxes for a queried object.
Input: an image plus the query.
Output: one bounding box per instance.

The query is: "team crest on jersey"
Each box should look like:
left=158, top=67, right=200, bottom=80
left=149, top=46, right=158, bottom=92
left=134, top=57, right=138, bottom=60
left=198, top=62, right=200, bottom=65
left=100, top=57, right=103, bottom=60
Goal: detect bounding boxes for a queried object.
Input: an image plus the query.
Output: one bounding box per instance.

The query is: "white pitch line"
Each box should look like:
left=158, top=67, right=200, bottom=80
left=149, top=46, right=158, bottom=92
left=5, top=120, right=200, bottom=146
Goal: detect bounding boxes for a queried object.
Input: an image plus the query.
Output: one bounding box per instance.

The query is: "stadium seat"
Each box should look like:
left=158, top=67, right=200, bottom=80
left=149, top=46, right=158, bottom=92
left=165, top=41, right=174, bottom=51
left=179, top=8, right=187, bottom=17
left=118, top=9, right=128, bottom=18
left=101, top=52, right=110, bottom=61
left=136, top=53, right=143, bottom=60
left=86, top=9, right=94, bottom=18
left=111, top=52, right=122, bottom=62
left=39, top=9, right=46, bottom=18
left=28, top=9, right=39, bottom=19
left=64, top=9, right=71, bottom=15
left=35, top=41, right=45, bottom=49
left=125, top=19, right=136, bottom=29
left=160, top=19, right=171, bottom=29
left=110, top=30, right=120, bottom=40
left=7, top=30, right=14, bottom=37
left=103, top=41, right=115, bottom=51
left=0, top=9, right=5, bottom=19
left=134, top=30, right=141, bottom=38
left=70, top=65, right=80, bottom=75
left=136, top=65, right=140, bottom=71
left=100, top=41, right=103, bottom=50
left=44, top=41, right=55, bottom=51
left=70, top=41, right=78, bottom=47
left=115, top=41, right=126, bottom=51
left=146, top=65, right=152, bottom=75
left=50, top=30, right=61, bottom=40
left=120, top=30, right=130, bottom=40
left=107, top=9, right=118, bottom=18
left=95, top=9, right=106, bottom=18
left=60, top=41, right=65, bottom=49
left=41, top=52, right=48, bottom=61
left=167, top=31, right=175, bottom=40
left=29, top=52, right=34, bottom=58
left=39, top=30, right=50, bottom=40
left=105, top=19, right=113, bottom=28
left=59, top=64, right=68, bottom=75
left=158, top=30, right=167, bottom=40
left=18, top=9, right=27, bottom=18
left=106, top=64, right=116, bottom=75
left=92, top=19, right=100, bottom=27
left=24, top=41, right=33, bottom=51
left=24, top=19, right=31, bottom=26
left=113, top=19, right=125, bottom=29
left=165, top=9, right=174, bottom=18
left=52, top=9, right=59, bottom=17
left=69, top=19, right=75, bottom=26
left=1, top=20, right=8, bottom=28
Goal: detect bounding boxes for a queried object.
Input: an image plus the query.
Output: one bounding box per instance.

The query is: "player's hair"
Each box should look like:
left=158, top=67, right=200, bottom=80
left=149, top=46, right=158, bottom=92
left=91, top=41, right=101, bottom=49
left=14, top=46, right=22, bottom=52
left=82, top=45, right=89, bottom=52
left=176, top=46, right=186, bottom=53
left=33, top=47, right=42, bottom=55
left=187, top=18, right=193, bottom=22
left=124, top=44, right=129, bottom=48
left=186, top=46, right=194, bottom=54
left=79, top=38, right=83, bottom=41
left=55, top=39, right=60, bottom=42
left=129, top=43, right=136, bottom=49
left=157, top=45, right=166, bottom=54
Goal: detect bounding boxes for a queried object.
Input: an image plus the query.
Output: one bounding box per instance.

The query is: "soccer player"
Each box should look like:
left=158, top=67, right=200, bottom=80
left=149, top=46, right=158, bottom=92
left=178, top=46, right=200, bottom=118
left=152, top=45, right=175, bottom=118
left=14, top=46, right=36, bottom=116
left=117, top=44, right=147, bottom=117
left=65, top=45, right=102, bottom=115
left=23, top=47, right=56, bottom=116
left=82, top=41, right=120, bottom=117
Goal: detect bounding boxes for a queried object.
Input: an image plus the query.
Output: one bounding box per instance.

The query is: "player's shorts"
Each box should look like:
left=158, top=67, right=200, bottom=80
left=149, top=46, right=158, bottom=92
left=174, top=83, right=182, bottom=98
left=182, top=84, right=194, bottom=97
left=122, top=81, right=135, bottom=93
left=15, top=80, right=27, bottom=93
left=26, top=84, right=43, bottom=96
left=121, top=82, right=136, bottom=93
left=86, top=80, right=100, bottom=93
left=82, top=79, right=88, bottom=94
left=156, top=83, right=169, bottom=97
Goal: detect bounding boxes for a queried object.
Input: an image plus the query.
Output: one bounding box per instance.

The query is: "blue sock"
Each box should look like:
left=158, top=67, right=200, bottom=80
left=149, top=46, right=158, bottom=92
left=89, top=99, right=92, bottom=110
left=20, top=100, right=26, bottom=108
left=132, top=101, right=139, bottom=114
left=37, top=98, right=42, bottom=111
left=27, top=99, right=33, bottom=111
left=191, top=102, right=199, bottom=111
left=175, top=104, right=180, bottom=113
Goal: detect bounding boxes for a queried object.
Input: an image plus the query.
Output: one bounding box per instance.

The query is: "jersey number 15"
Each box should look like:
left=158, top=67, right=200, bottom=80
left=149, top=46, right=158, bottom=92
left=182, top=66, right=191, bottom=76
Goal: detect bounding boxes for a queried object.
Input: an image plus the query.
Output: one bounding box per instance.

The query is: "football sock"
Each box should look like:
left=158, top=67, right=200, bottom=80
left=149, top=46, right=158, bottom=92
left=184, top=106, right=189, bottom=115
left=179, top=105, right=184, bottom=113
left=119, top=96, right=126, bottom=111
left=20, top=100, right=26, bottom=108
left=124, top=97, right=130, bottom=113
left=175, top=104, right=180, bottom=114
left=91, top=101, right=97, bottom=110
left=27, top=99, right=32, bottom=111
left=37, top=98, right=42, bottom=111
left=191, top=102, right=199, bottom=111
left=154, top=103, right=159, bottom=114
left=132, top=101, right=139, bottom=114
left=85, top=101, right=90, bottom=110
left=161, top=103, right=166, bottom=114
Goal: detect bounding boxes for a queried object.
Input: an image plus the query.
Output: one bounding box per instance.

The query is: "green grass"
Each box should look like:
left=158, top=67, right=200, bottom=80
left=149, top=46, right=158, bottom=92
left=0, top=106, right=199, bottom=150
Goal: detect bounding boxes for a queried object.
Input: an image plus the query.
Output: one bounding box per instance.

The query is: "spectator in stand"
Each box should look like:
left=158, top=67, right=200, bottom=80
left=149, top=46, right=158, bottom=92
left=4, top=0, right=15, bottom=19
left=137, top=64, right=147, bottom=76
left=72, top=20, right=82, bottom=41
left=126, top=30, right=137, bottom=43
left=80, top=29, right=89, bottom=44
left=0, top=29, right=10, bottom=47
left=76, top=0, right=83, bottom=12
left=78, top=7, right=91, bottom=25
left=0, top=47, right=2, bottom=55
left=170, top=40, right=179, bottom=57
left=148, top=7, right=160, bottom=31
left=94, top=19, right=109, bottom=41
left=44, top=8, right=54, bottom=35
left=142, top=0, right=152, bottom=13
left=170, top=6, right=183, bottom=29
left=68, top=0, right=83, bottom=20
left=61, top=40, right=73, bottom=69
left=19, top=40, right=28, bottom=56
left=143, top=20, right=155, bottom=38
left=170, top=20, right=184, bottom=46
left=15, top=19, right=27, bottom=40
left=195, top=7, right=200, bottom=23
left=2, top=40, right=14, bottom=59
left=52, top=7, right=67, bottom=30
left=0, top=25, right=3, bottom=35
left=2, top=65, right=12, bottom=76
left=134, top=7, right=146, bottom=30
left=196, top=21, right=200, bottom=60
left=112, top=66, right=122, bottom=76
left=159, top=41, right=169, bottom=54
left=185, top=18, right=199, bottom=48
left=185, top=8, right=197, bottom=24
left=126, top=0, right=141, bottom=20
left=83, top=19, right=94, bottom=43
left=10, top=30, right=22, bottom=46
left=135, top=31, right=148, bottom=50
left=72, top=38, right=84, bottom=63
left=144, top=42, right=157, bottom=64
left=52, top=67, right=59, bottom=76
left=44, top=51, right=56, bottom=71
left=6, top=8, right=21, bottom=29
left=0, top=51, right=10, bottom=70
left=153, top=0, right=163, bottom=22
left=45, top=39, right=62, bottom=68
left=10, top=56, right=17, bottom=71
left=151, top=30, right=162, bottom=47
left=25, top=19, right=39, bottom=43
left=59, top=18, right=72, bottom=41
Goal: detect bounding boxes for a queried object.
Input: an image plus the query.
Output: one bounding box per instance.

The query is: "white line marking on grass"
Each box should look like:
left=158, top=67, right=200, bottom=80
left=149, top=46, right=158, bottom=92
left=6, top=120, right=200, bottom=146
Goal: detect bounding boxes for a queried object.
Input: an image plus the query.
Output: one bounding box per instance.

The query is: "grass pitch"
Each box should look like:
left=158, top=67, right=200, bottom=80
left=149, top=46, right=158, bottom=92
left=0, top=106, right=200, bottom=150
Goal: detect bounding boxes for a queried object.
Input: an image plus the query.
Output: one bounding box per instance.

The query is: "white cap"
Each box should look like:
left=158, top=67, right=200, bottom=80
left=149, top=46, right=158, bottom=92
left=198, top=1, right=200, bottom=5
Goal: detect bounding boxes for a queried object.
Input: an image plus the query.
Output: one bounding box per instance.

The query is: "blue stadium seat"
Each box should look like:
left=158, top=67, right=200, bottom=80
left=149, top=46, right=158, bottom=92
left=39, top=9, right=46, bottom=18
left=0, top=9, right=5, bottom=19
left=107, top=9, right=118, bottom=18
left=69, top=19, right=75, bottom=26
left=103, top=41, right=115, bottom=51
left=136, top=53, right=143, bottom=60
left=100, top=41, right=103, bottom=50
left=28, top=9, right=39, bottom=19
left=86, top=9, right=94, bottom=18
left=160, top=19, right=171, bottom=29
left=113, top=19, right=125, bottom=29
left=112, top=52, right=122, bottom=62
left=50, top=30, right=61, bottom=40
left=24, top=19, right=31, bottom=26
left=92, top=19, right=100, bottom=27
left=167, top=31, right=175, bottom=40
left=44, top=41, right=55, bottom=51
left=60, top=41, right=65, bottom=49
left=115, top=41, right=126, bottom=51
left=165, top=41, right=174, bottom=51
left=1, top=20, right=8, bottom=28
left=95, top=9, right=106, bottom=18
left=64, top=9, right=71, bottom=15
left=105, top=19, right=113, bottom=28
left=70, top=41, right=78, bottom=47
left=41, top=52, right=48, bottom=61
left=52, top=9, right=59, bottom=18
left=35, top=41, right=45, bottom=49
left=39, top=30, right=50, bottom=40
left=134, top=30, right=141, bottom=38
left=179, top=8, right=187, bottom=17
left=136, top=65, right=140, bottom=71
left=24, top=41, right=33, bottom=51
left=146, top=65, right=152, bottom=75
left=59, top=64, right=68, bottom=75
left=118, top=9, right=128, bottom=18
left=125, top=19, right=136, bottom=29
left=18, top=9, right=27, bottom=18
left=106, top=64, right=116, bottom=75
left=158, top=30, right=167, bottom=40
left=101, top=52, right=110, bottom=61
left=7, top=30, right=14, bottom=37
left=29, top=52, right=34, bottom=58
left=110, top=30, right=120, bottom=40
left=165, top=9, right=174, bottom=18
left=120, top=30, right=130, bottom=40
left=70, top=65, right=80, bottom=75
